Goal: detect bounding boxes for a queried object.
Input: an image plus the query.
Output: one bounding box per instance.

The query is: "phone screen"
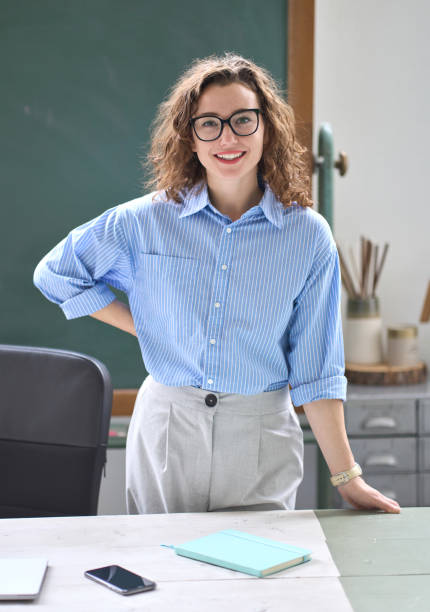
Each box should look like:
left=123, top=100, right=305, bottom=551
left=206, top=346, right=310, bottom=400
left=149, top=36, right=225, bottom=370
left=85, top=565, right=156, bottom=595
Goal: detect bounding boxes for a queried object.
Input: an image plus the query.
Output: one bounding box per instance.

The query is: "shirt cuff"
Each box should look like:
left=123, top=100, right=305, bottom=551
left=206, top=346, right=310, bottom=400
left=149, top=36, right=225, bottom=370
left=290, top=375, right=347, bottom=406
left=60, top=282, right=117, bottom=320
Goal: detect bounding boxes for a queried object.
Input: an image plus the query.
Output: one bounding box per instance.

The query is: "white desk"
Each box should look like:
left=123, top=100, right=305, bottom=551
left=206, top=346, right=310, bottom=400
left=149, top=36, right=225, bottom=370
left=0, top=509, right=353, bottom=611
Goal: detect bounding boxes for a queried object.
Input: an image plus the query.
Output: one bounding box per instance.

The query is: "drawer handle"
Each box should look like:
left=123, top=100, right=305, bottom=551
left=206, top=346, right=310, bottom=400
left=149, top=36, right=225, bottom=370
left=363, top=416, right=397, bottom=430
left=364, top=454, right=398, bottom=467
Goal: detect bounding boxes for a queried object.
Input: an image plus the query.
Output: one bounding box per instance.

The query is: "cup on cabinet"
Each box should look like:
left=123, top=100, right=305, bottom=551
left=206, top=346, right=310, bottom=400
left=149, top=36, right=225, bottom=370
left=386, top=324, right=419, bottom=366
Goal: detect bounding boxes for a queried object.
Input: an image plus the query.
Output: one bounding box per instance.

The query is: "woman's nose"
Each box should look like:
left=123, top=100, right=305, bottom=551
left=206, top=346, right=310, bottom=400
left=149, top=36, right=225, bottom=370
left=219, top=123, right=239, bottom=145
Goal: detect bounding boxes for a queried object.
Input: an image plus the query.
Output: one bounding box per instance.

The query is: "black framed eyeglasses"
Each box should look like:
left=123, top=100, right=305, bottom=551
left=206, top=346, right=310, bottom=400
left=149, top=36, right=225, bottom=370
left=190, top=108, right=262, bottom=142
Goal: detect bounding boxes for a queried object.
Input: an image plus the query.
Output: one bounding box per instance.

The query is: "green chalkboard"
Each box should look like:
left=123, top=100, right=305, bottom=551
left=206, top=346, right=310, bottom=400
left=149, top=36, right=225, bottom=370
left=1, top=0, right=287, bottom=388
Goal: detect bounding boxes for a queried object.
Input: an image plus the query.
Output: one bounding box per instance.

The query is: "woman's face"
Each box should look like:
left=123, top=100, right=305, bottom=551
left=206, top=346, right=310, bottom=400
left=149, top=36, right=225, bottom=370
left=191, top=82, right=265, bottom=186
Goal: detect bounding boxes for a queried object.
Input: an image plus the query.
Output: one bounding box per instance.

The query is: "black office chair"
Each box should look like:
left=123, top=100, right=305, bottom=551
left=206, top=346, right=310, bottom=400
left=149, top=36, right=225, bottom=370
left=0, top=344, right=112, bottom=518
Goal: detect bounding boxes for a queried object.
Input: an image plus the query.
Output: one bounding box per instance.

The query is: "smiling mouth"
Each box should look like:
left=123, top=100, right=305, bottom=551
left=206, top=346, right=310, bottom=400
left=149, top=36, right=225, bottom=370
left=214, top=151, right=246, bottom=161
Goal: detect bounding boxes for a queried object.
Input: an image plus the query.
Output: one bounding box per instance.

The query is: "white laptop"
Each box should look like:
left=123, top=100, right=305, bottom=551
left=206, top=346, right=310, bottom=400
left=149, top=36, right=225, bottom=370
left=0, top=558, right=48, bottom=600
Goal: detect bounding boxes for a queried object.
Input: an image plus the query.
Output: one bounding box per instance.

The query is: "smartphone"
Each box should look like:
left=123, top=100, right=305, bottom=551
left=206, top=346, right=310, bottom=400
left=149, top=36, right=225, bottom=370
left=84, top=565, right=156, bottom=596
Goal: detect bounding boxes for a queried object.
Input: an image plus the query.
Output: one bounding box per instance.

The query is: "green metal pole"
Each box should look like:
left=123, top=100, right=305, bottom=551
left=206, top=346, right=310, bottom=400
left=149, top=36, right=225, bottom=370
left=317, top=123, right=335, bottom=508
left=317, top=123, right=334, bottom=232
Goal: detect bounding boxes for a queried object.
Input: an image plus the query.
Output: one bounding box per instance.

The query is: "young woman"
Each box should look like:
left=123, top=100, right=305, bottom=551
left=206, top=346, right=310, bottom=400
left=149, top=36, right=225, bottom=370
left=34, top=53, right=400, bottom=514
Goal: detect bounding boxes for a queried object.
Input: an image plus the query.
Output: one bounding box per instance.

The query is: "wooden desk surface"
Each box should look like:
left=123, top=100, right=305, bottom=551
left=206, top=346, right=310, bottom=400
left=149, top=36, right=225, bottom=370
left=0, top=508, right=429, bottom=611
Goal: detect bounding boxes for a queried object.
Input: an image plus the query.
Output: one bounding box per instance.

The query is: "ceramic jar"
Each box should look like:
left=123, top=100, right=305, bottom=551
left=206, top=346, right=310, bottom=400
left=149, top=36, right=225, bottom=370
left=344, top=296, right=383, bottom=364
left=386, top=325, right=419, bottom=366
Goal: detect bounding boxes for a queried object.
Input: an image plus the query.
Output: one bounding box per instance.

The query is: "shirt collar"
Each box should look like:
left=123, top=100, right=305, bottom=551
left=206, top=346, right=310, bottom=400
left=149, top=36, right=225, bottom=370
left=179, top=181, right=284, bottom=229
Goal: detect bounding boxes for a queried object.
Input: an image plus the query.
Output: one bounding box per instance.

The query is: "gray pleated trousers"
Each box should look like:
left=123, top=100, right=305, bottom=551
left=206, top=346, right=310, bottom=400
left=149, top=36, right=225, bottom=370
left=126, top=375, right=304, bottom=514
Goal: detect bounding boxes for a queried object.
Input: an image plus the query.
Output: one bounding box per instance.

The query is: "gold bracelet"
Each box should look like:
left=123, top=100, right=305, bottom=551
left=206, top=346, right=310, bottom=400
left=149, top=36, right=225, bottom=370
left=330, top=463, right=362, bottom=487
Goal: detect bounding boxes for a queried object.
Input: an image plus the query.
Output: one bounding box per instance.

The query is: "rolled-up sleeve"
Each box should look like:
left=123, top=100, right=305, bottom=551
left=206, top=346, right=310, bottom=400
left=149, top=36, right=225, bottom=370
left=33, top=205, right=134, bottom=320
left=287, top=243, right=347, bottom=406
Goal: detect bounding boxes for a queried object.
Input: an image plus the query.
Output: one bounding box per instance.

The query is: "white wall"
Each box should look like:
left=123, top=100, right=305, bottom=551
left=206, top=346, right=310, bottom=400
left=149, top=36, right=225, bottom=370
left=314, top=0, right=430, bottom=364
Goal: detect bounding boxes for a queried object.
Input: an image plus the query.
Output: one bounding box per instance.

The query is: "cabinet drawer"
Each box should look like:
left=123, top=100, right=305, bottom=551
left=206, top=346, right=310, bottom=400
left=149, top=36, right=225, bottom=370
left=345, top=400, right=416, bottom=435
left=418, top=436, right=430, bottom=470
left=335, top=473, right=417, bottom=508
left=418, top=399, right=430, bottom=433
left=349, top=437, right=417, bottom=472
left=418, top=473, right=430, bottom=506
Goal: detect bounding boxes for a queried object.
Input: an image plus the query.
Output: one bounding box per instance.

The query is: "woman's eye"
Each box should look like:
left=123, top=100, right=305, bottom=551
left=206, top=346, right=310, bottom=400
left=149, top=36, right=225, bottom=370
left=235, top=116, right=250, bottom=124
left=202, top=119, right=217, bottom=127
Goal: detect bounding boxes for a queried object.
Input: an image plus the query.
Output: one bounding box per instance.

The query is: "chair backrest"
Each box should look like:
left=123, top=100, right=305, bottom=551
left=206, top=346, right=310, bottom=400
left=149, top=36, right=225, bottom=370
left=0, top=344, right=112, bottom=518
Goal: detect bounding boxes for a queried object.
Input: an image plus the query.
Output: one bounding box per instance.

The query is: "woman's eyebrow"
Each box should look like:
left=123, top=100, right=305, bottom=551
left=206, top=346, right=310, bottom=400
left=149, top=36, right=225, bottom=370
left=194, top=108, right=254, bottom=117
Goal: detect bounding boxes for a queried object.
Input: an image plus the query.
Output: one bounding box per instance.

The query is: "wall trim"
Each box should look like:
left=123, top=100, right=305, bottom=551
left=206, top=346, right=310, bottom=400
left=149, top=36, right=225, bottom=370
left=287, top=0, right=315, bottom=185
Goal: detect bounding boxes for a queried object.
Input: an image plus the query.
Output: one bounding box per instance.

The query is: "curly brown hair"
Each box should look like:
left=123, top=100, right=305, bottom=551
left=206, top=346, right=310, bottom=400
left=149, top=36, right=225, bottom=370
left=143, top=52, right=313, bottom=208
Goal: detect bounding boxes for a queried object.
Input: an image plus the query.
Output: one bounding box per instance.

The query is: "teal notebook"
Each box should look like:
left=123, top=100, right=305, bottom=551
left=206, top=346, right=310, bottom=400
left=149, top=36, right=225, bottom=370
left=170, top=529, right=312, bottom=577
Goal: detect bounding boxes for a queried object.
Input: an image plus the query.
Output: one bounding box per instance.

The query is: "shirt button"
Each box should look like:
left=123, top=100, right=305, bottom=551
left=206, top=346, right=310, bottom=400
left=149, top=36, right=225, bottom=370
left=209, top=338, right=216, bottom=344
left=214, top=302, right=220, bottom=308
left=221, top=264, right=227, bottom=270
left=226, top=227, right=232, bottom=233
left=207, top=378, right=214, bottom=384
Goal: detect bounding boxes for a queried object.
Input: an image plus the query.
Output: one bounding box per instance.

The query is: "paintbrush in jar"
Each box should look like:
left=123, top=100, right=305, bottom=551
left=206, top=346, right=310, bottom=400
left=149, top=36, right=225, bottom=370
left=338, top=237, right=389, bottom=300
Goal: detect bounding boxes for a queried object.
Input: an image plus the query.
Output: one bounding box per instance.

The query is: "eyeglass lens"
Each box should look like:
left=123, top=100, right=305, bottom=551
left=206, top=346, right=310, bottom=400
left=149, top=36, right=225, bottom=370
left=193, top=110, right=258, bottom=140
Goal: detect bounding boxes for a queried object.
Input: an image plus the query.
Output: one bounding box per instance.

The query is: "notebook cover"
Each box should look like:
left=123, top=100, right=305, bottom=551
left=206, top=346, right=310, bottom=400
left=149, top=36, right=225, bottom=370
left=174, top=529, right=312, bottom=577
left=0, top=558, right=48, bottom=600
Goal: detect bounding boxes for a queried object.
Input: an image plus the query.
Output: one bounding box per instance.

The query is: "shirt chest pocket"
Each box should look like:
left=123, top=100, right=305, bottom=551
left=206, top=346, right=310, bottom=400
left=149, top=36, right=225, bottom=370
left=136, top=253, right=200, bottom=339
left=137, top=252, right=199, bottom=291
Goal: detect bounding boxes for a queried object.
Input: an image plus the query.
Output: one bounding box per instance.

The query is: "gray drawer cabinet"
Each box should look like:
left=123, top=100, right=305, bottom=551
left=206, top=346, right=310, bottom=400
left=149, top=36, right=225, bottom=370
left=419, top=474, right=430, bottom=505
left=346, top=399, right=416, bottom=435
left=348, top=437, right=416, bottom=473
left=419, top=399, right=430, bottom=433
left=333, top=380, right=430, bottom=509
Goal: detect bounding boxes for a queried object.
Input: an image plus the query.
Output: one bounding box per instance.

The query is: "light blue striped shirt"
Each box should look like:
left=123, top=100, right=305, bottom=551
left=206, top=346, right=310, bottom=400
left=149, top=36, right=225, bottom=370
left=33, top=181, right=347, bottom=404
